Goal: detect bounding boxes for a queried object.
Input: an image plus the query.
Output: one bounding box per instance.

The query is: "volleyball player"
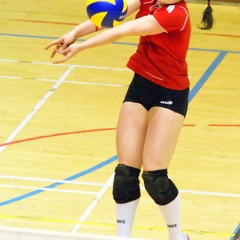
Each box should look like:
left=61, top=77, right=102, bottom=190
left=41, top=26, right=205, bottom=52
left=45, top=0, right=213, bottom=239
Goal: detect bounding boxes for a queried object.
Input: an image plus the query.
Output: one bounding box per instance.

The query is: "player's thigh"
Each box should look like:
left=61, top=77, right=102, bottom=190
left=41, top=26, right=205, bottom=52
left=143, top=106, right=185, bottom=171
left=116, top=102, right=148, bottom=169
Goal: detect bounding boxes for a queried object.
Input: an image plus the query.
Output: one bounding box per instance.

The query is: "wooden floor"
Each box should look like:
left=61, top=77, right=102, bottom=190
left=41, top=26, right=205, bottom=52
left=0, top=0, right=240, bottom=239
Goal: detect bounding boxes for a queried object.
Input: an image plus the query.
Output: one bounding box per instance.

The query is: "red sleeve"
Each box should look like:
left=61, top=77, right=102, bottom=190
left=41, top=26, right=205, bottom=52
left=152, top=5, right=189, bottom=32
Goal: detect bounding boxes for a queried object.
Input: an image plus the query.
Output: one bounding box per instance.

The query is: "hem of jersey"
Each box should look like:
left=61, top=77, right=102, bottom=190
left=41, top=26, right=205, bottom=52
left=127, top=64, right=189, bottom=90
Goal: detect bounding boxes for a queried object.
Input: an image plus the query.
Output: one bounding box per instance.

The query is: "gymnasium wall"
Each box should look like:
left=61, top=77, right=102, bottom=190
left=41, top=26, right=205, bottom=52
left=190, top=0, right=240, bottom=3
left=212, top=0, right=240, bottom=3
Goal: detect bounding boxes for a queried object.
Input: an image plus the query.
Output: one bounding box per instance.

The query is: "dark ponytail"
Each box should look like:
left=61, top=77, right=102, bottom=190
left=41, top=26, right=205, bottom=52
left=199, top=0, right=214, bottom=30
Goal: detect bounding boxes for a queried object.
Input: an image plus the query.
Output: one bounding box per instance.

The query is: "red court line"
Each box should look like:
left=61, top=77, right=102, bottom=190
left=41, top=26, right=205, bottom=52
left=0, top=124, right=196, bottom=147
left=0, top=128, right=116, bottom=147
left=183, top=124, right=195, bottom=126
left=209, top=124, right=240, bottom=127
left=194, top=32, right=240, bottom=38
left=9, top=19, right=78, bottom=26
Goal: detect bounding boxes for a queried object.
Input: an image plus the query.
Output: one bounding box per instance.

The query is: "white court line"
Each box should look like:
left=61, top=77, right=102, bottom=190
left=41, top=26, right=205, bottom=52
left=0, top=184, right=98, bottom=195
left=0, top=65, right=75, bottom=153
left=32, top=61, right=128, bottom=71
left=0, top=58, right=128, bottom=71
left=0, top=76, right=124, bottom=87
left=0, top=57, right=126, bottom=87
left=0, top=59, right=19, bottom=63
left=179, top=189, right=240, bottom=198
left=0, top=175, right=105, bottom=186
left=70, top=174, right=115, bottom=234
left=36, top=78, right=124, bottom=87
left=0, top=226, right=150, bottom=240
left=0, top=175, right=239, bottom=198
left=0, top=76, right=22, bottom=79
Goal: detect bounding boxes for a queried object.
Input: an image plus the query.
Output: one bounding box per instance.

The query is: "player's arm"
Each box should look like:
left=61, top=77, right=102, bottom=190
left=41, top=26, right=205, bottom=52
left=51, top=15, right=163, bottom=64
left=44, top=19, right=100, bottom=57
left=126, top=0, right=141, bottom=17
left=84, top=14, right=164, bottom=43
left=45, top=0, right=140, bottom=57
left=70, top=19, right=100, bottom=38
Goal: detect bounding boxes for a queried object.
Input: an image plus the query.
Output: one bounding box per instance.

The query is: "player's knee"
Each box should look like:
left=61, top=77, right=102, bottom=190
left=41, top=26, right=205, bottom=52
left=142, top=169, right=178, bottom=205
left=113, top=164, right=141, bottom=204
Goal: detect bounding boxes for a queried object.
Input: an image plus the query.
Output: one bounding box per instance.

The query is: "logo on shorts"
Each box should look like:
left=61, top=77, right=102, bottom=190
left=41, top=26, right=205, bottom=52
left=160, top=101, right=173, bottom=105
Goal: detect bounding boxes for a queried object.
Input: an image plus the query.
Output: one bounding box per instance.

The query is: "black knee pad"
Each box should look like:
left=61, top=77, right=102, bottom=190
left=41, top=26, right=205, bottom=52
left=142, top=169, right=178, bottom=205
left=113, top=164, right=141, bottom=204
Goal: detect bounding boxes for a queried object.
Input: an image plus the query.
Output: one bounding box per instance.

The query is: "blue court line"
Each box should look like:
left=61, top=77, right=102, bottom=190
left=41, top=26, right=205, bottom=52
left=230, top=223, right=240, bottom=240
left=0, top=32, right=240, bottom=54
left=0, top=33, right=56, bottom=40
left=188, top=51, right=227, bottom=102
left=0, top=32, right=228, bottom=207
left=0, top=155, right=118, bottom=206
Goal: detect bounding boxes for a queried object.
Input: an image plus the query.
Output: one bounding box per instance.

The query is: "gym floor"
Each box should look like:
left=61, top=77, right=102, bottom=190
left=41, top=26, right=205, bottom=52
left=0, top=0, right=239, bottom=239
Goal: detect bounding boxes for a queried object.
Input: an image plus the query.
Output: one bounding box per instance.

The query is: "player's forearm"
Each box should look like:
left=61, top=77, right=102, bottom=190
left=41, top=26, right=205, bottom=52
left=80, top=26, right=125, bottom=50
left=72, top=20, right=99, bottom=38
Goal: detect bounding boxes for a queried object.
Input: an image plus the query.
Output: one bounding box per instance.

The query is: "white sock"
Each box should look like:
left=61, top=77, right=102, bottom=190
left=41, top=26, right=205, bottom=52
left=115, top=198, right=140, bottom=237
left=158, top=194, right=183, bottom=240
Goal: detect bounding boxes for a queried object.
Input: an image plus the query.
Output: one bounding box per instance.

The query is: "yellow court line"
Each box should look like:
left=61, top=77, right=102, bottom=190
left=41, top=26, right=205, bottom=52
left=0, top=214, right=234, bottom=237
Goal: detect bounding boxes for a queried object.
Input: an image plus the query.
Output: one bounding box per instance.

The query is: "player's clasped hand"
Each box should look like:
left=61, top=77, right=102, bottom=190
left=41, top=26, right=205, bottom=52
left=45, top=36, right=81, bottom=64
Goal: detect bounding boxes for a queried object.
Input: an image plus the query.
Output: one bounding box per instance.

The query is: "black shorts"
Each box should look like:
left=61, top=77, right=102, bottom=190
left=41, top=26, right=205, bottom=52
left=123, top=73, right=189, bottom=117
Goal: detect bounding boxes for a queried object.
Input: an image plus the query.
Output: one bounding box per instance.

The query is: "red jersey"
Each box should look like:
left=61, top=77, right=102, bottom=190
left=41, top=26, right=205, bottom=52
left=126, top=0, right=191, bottom=90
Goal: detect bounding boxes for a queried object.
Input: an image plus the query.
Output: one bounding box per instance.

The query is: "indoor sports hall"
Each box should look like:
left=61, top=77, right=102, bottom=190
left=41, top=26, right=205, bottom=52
left=0, top=0, right=239, bottom=239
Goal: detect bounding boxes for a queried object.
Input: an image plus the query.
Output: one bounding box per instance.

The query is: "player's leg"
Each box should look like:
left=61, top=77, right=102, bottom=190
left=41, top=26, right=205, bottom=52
left=143, top=107, right=184, bottom=170
left=142, top=107, right=185, bottom=240
left=113, top=101, right=148, bottom=237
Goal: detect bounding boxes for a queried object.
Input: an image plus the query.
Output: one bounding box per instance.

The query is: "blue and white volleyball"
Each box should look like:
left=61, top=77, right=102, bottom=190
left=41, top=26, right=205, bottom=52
left=86, top=0, right=128, bottom=28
